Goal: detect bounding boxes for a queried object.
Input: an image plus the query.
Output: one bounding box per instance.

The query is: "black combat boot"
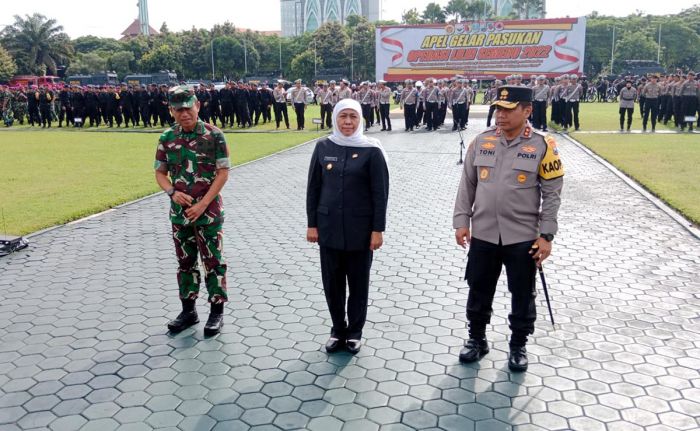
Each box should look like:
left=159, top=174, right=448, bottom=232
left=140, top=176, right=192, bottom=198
left=459, top=338, right=489, bottom=363
left=204, top=302, right=224, bottom=336
left=508, top=345, right=528, bottom=372
left=167, top=298, right=199, bottom=332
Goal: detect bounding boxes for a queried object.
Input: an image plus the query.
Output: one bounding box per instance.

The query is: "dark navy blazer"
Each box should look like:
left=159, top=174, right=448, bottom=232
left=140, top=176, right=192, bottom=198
left=306, top=138, right=389, bottom=251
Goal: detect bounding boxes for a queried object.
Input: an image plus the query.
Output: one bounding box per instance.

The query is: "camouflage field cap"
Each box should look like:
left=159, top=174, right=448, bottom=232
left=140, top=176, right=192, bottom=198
left=168, top=85, right=197, bottom=109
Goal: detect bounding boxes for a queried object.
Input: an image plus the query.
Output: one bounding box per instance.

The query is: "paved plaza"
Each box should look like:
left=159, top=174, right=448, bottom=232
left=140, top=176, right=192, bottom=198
left=1, top=115, right=699, bottom=431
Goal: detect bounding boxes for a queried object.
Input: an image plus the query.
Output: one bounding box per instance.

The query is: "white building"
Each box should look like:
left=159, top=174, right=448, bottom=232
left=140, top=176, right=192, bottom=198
left=281, top=0, right=382, bottom=37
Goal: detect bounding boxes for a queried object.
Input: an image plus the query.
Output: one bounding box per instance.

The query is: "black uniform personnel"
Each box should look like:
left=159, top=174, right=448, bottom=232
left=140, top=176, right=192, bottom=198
left=259, top=85, right=273, bottom=124
left=220, top=85, right=234, bottom=127
left=306, top=107, right=389, bottom=352
left=85, top=88, right=100, bottom=127
left=57, top=88, right=72, bottom=128
left=98, top=89, right=110, bottom=125
left=38, top=89, right=54, bottom=128
left=209, top=87, right=222, bottom=127
left=106, top=88, right=122, bottom=127
left=28, top=88, right=40, bottom=126
left=71, top=88, right=85, bottom=127
left=196, top=88, right=211, bottom=123
left=149, top=84, right=160, bottom=126
left=130, top=86, right=140, bottom=126
left=137, top=87, right=152, bottom=127
left=156, top=86, right=171, bottom=127
left=118, top=86, right=133, bottom=127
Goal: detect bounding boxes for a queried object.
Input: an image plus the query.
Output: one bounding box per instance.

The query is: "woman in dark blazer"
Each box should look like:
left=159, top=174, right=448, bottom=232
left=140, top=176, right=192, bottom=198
left=306, top=98, right=390, bottom=354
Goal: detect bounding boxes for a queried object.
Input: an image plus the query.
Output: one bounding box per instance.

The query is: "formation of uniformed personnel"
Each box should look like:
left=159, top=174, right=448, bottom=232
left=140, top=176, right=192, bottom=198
left=453, top=85, right=564, bottom=372
left=290, top=79, right=309, bottom=130
left=306, top=98, right=389, bottom=354
left=356, top=81, right=375, bottom=132
left=377, top=80, right=392, bottom=131
left=154, top=85, right=231, bottom=336
left=450, top=79, right=471, bottom=131
left=399, top=79, right=418, bottom=131
left=679, top=71, right=698, bottom=132
left=317, top=81, right=338, bottom=129
left=272, top=81, right=290, bottom=129
left=561, top=75, right=583, bottom=132
left=619, top=80, right=638, bottom=132
left=531, top=76, right=550, bottom=131
left=37, top=86, right=54, bottom=128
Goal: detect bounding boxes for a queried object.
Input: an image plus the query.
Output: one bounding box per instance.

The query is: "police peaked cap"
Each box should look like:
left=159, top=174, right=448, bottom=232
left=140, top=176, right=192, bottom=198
left=492, top=86, right=533, bottom=109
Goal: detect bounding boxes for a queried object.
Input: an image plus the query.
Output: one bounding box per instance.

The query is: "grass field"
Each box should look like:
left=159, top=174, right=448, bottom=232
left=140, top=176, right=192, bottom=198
left=1, top=130, right=324, bottom=235
left=574, top=133, right=700, bottom=225
left=550, top=102, right=688, bottom=132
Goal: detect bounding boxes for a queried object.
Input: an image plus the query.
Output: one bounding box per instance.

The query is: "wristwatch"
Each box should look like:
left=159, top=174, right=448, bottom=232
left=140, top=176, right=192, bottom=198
left=540, top=233, right=554, bottom=242
left=165, top=187, right=175, bottom=198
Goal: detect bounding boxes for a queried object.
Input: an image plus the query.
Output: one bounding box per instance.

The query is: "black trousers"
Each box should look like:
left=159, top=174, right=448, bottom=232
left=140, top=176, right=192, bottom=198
left=638, top=96, right=646, bottom=119
left=403, top=104, right=416, bottom=130
left=642, top=98, right=658, bottom=130
left=39, top=105, right=52, bottom=126
left=485, top=104, right=496, bottom=127
left=260, top=104, right=271, bottom=123
left=274, top=102, right=289, bottom=128
left=58, top=104, right=72, bottom=126
left=550, top=100, right=560, bottom=125
left=416, top=103, right=424, bottom=125
left=465, top=238, right=537, bottom=347
left=294, top=102, right=305, bottom=129
left=532, top=101, right=547, bottom=130
left=361, top=104, right=372, bottom=130
left=320, top=104, right=333, bottom=129
left=320, top=246, right=373, bottom=340
left=564, top=101, right=580, bottom=129
left=452, top=103, right=467, bottom=129
left=425, top=101, right=438, bottom=130
left=680, top=95, right=698, bottom=130
left=379, top=103, right=391, bottom=130
left=673, top=96, right=683, bottom=127
left=620, top=107, right=634, bottom=130
left=122, top=108, right=133, bottom=126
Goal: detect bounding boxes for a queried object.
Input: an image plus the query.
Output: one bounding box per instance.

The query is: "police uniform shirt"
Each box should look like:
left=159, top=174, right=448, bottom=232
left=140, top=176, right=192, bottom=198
left=453, top=124, right=564, bottom=245
left=533, top=85, right=550, bottom=102
left=291, top=87, right=307, bottom=104
left=321, top=88, right=338, bottom=105
left=564, top=84, right=583, bottom=102
left=400, top=87, right=418, bottom=105
left=679, top=79, right=698, bottom=96
left=451, top=87, right=469, bottom=105
left=337, top=88, right=353, bottom=100
left=641, top=82, right=661, bottom=99
left=550, top=84, right=560, bottom=101
left=357, top=89, right=373, bottom=105
left=273, top=87, right=286, bottom=103
left=424, top=86, right=440, bottom=103
left=619, top=87, right=637, bottom=108
left=378, top=88, right=392, bottom=104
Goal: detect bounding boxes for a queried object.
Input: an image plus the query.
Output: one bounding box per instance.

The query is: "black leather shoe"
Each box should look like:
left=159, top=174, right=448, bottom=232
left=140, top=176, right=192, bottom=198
left=167, top=311, right=199, bottom=333
left=508, top=346, right=528, bottom=372
left=325, top=337, right=344, bottom=353
left=204, top=313, right=224, bottom=336
left=459, top=338, right=489, bottom=363
left=346, top=339, right=362, bottom=354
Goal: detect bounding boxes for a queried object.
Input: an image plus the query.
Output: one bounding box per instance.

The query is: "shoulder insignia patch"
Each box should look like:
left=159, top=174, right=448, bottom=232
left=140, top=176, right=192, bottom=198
left=483, top=135, right=499, bottom=141
left=539, top=135, right=564, bottom=180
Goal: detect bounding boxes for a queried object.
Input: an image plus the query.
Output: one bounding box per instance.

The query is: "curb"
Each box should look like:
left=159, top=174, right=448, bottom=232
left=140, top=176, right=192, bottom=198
left=558, top=133, right=700, bottom=240
left=25, top=136, right=325, bottom=240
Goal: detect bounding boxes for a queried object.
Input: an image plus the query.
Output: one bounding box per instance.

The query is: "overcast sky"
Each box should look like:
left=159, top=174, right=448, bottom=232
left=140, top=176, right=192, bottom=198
left=2, top=0, right=698, bottom=39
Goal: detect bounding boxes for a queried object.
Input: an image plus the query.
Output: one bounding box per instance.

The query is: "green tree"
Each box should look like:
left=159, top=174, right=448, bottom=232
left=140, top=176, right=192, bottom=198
left=658, top=20, right=700, bottom=69
left=445, top=0, right=468, bottom=22
left=2, top=13, right=73, bottom=75
left=348, top=20, right=375, bottom=81
left=68, top=52, right=108, bottom=74
left=466, top=0, right=493, bottom=21
left=140, top=43, right=183, bottom=74
left=179, top=29, right=211, bottom=79
left=423, top=3, right=447, bottom=23
left=401, top=8, right=424, bottom=25
left=313, top=21, right=350, bottom=70
left=614, top=32, right=658, bottom=67
left=290, top=50, right=320, bottom=82
left=0, top=44, right=17, bottom=81
left=510, top=0, right=545, bottom=19
left=584, top=19, right=616, bottom=76
left=73, top=36, right=120, bottom=54
left=108, top=51, right=135, bottom=77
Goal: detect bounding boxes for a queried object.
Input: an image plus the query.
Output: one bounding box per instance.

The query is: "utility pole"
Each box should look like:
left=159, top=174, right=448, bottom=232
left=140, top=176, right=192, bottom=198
left=351, top=33, right=354, bottom=81
left=244, top=38, right=248, bottom=76
left=610, top=26, right=616, bottom=74
left=314, top=39, right=317, bottom=77
left=211, top=39, right=215, bottom=81
left=279, top=39, right=282, bottom=74
left=657, top=23, right=662, bottom=63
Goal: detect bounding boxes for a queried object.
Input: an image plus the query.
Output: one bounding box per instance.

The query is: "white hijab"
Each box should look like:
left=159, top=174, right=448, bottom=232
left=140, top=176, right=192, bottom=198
left=328, top=99, right=389, bottom=164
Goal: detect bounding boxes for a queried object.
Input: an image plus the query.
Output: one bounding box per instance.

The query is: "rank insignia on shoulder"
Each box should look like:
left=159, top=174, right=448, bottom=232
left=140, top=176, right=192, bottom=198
left=521, top=145, right=537, bottom=153
left=483, top=135, right=499, bottom=141
left=481, top=142, right=496, bottom=150
left=326, top=163, right=333, bottom=170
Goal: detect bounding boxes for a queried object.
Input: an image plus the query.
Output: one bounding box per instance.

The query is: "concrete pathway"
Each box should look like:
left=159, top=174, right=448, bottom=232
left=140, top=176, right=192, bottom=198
left=0, top=115, right=699, bottom=431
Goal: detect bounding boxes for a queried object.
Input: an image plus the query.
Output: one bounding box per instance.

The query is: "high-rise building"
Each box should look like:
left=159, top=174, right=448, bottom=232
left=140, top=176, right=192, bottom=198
left=280, top=0, right=382, bottom=37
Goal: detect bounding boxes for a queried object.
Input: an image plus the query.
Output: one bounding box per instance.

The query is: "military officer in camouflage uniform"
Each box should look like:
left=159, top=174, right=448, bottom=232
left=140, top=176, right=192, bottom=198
left=154, top=85, right=231, bottom=336
left=453, top=86, right=564, bottom=372
left=13, top=89, right=28, bottom=125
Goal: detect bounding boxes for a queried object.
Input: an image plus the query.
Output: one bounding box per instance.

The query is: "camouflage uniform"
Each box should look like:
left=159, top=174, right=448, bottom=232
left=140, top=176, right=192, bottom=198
left=0, top=88, right=12, bottom=126
left=155, top=119, right=231, bottom=303
left=13, top=91, right=28, bottom=125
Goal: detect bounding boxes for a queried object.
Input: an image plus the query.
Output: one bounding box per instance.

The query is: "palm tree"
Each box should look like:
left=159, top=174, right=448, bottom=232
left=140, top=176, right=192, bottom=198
left=423, top=2, right=447, bottom=24
left=445, top=0, right=469, bottom=22
left=510, top=0, right=546, bottom=19
left=2, top=14, right=73, bottom=75
left=466, top=0, right=494, bottom=21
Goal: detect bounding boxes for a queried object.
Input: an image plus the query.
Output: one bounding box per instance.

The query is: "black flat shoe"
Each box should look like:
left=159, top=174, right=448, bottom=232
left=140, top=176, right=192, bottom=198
left=508, top=346, right=528, bottom=372
left=459, top=338, right=489, bottom=363
left=167, top=311, right=199, bottom=333
left=346, top=339, right=362, bottom=354
left=204, top=313, right=224, bottom=336
left=325, top=337, right=344, bottom=353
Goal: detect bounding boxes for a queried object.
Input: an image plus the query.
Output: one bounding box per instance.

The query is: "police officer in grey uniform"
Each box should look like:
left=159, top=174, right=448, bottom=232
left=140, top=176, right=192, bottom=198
left=641, top=74, right=661, bottom=132
left=400, top=80, right=418, bottom=131
left=679, top=71, right=698, bottom=132
left=532, top=75, right=550, bottom=131
left=377, top=80, right=392, bottom=131
left=453, top=86, right=564, bottom=372
left=619, top=80, right=638, bottom=132
left=290, top=79, right=308, bottom=130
